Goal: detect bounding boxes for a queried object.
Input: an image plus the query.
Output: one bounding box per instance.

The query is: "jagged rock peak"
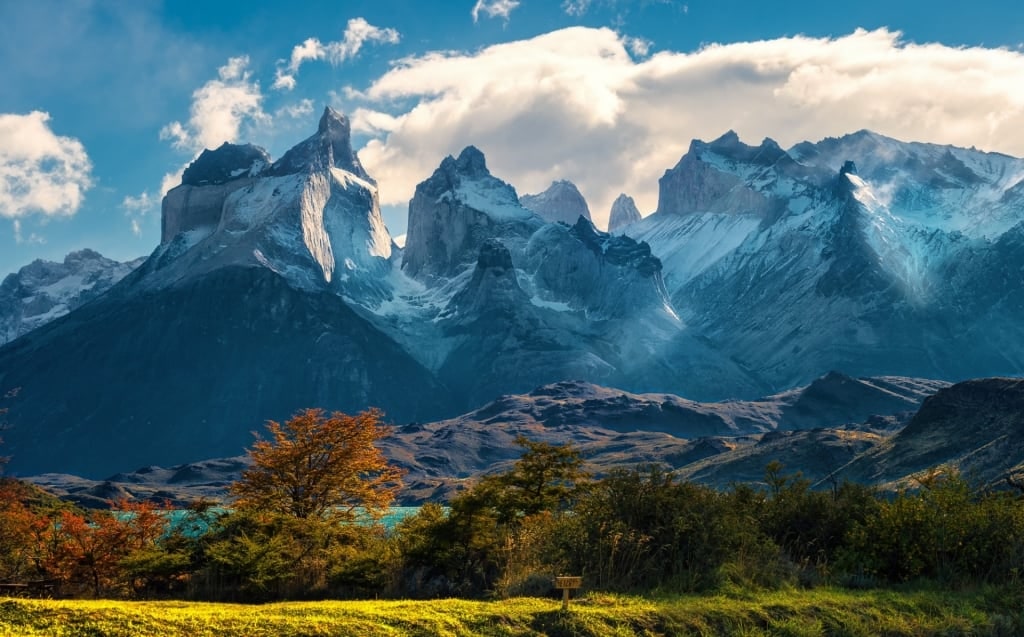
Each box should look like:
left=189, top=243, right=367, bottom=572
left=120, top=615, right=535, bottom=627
left=437, top=145, right=490, bottom=179
left=840, top=160, right=858, bottom=176
left=181, top=142, right=270, bottom=187
left=456, top=145, right=488, bottom=174
left=268, top=106, right=373, bottom=182
left=568, top=216, right=661, bottom=275
left=608, top=193, right=641, bottom=232
left=521, top=179, right=592, bottom=225
left=688, top=131, right=789, bottom=166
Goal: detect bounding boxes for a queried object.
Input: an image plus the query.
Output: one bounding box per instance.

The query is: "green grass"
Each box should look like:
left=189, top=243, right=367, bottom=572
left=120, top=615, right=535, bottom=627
left=1, top=587, right=1022, bottom=636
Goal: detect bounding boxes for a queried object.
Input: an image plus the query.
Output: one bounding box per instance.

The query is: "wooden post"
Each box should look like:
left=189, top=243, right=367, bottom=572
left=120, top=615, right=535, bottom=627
left=554, top=576, right=582, bottom=610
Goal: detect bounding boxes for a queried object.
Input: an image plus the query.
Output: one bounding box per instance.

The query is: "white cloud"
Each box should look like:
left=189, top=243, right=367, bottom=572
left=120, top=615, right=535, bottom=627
left=352, top=27, right=1024, bottom=228
left=159, top=167, right=185, bottom=197
left=122, top=191, right=156, bottom=213
left=121, top=191, right=158, bottom=235
left=472, top=0, right=521, bottom=23
left=276, top=98, right=315, bottom=119
left=273, top=18, right=400, bottom=91
left=12, top=219, right=45, bottom=245
left=0, top=111, right=92, bottom=219
left=161, top=55, right=268, bottom=153
left=157, top=56, right=269, bottom=196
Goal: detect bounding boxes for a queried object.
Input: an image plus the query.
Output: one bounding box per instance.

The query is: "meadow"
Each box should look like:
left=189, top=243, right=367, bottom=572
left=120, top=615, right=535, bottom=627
left=2, top=587, right=1023, bottom=637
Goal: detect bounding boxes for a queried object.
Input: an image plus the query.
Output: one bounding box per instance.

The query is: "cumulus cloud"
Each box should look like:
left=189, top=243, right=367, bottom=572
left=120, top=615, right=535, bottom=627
left=0, top=111, right=92, bottom=219
left=472, top=0, right=521, bottom=23
left=160, top=56, right=267, bottom=153
left=156, top=56, right=269, bottom=196
left=273, top=18, right=400, bottom=91
left=352, top=27, right=1024, bottom=228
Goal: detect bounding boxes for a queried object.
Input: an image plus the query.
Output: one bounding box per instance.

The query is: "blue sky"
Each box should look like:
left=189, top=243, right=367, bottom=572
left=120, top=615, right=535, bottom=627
left=2, top=0, right=1024, bottom=275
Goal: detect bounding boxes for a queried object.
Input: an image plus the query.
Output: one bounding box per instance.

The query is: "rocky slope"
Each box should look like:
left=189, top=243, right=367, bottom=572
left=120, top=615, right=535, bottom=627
left=0, top=108, right=448, bottom=477
left=628, top=130, right=1024, bottom=390
left=838, top=377, right=1024, bottom=489
left=25, top=373, right=949, bottom=505
left=0, top=250, right=143, bottom=345
left=3, top=117, right=1024, bottom=480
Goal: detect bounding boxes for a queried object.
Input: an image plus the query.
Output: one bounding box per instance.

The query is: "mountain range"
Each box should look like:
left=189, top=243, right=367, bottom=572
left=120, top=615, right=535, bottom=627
left=24, top=371, right=952, bottom=507
left=1, top=107, right=1022, bottom=479
left=0, top=249, right=142, bottom=346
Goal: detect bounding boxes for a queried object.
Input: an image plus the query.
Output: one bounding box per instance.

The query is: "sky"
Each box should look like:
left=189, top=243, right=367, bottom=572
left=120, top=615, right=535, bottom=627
left=2, top=0, right=1024, bottom=276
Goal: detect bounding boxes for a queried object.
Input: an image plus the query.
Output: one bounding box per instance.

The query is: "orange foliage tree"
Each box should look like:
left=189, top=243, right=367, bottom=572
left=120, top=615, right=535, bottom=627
left=39, top=500, right=168, bottom=597
left=229, top=408, right=403, bottom=520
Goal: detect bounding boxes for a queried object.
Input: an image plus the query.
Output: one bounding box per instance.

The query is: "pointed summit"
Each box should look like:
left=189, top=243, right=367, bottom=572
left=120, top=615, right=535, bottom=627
left=608, top=193, right=641, bottom=232
left=455, top=146, right=489, bottom=177
left=269, top=106, right=372, bottom=181
left=521, top=180, right=592, bottom=225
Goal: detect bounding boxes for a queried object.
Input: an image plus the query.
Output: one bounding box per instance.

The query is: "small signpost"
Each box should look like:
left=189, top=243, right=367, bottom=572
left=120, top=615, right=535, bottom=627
left=554, top=575, right=582, bottom=610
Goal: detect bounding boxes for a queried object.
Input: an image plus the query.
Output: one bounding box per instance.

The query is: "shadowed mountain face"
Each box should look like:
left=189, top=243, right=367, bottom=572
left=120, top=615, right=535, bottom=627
left=838, top=377, right=1024, bottom=488
left=0, top=266, right=449, bottom=477
left=2, top=117, right=1024, bottom=481
left=24, top=374, right=949, bottom=505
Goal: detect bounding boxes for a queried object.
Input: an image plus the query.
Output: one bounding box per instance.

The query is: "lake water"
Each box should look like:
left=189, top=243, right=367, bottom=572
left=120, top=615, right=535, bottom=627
left=124, top=506, right=425, bottom=536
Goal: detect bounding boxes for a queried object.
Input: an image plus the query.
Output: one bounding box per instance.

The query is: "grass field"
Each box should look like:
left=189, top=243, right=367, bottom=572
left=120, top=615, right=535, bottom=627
left=1, top=587, right=1022, bottom=636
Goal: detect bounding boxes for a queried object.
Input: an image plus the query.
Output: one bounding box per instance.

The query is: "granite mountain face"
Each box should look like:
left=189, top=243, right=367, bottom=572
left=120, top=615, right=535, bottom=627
left=626, top=129, right=1024, bottom=390
left=0, top=250, right=143, bottom=346
left=1, top=110, right=1022, bottom=477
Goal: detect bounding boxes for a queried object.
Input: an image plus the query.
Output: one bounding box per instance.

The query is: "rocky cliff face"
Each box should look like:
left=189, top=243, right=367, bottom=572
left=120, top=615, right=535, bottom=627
left=520, top=180, right=592, bottom=225
left=525, top=217, right=666, bottom=319
left=0, top=107, right=445, bottom=478
left=4, top=119, right=1024, bottom=480
left=654, top=132, right=806, bottom=218
left=631, top=129, right=1024, bottom=391
left=402, top=146, right=541, bottom=282
left=150, top=107, right=393, bottom=301
left=608, top=193, right=641, bottom=232
left=161, top=143, right=269, bottom=243
left=0, top=250, right=142, bottom=345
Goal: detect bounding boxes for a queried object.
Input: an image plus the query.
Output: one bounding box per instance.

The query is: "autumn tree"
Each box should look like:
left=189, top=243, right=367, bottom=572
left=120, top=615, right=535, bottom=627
left=230, top=408, right=403, bottom=520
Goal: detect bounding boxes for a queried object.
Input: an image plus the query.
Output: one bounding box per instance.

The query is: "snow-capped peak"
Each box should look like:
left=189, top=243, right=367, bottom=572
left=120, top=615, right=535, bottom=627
left=149, top=107, right=393, bottom=300
left=0, top=250, right=143, bottom=345
left=521, top=179, right=592, bottom=225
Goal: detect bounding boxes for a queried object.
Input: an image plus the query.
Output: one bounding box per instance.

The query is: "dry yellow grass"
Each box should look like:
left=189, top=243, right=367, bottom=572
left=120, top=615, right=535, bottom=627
left=1, top=587, right=1020, bottom=636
